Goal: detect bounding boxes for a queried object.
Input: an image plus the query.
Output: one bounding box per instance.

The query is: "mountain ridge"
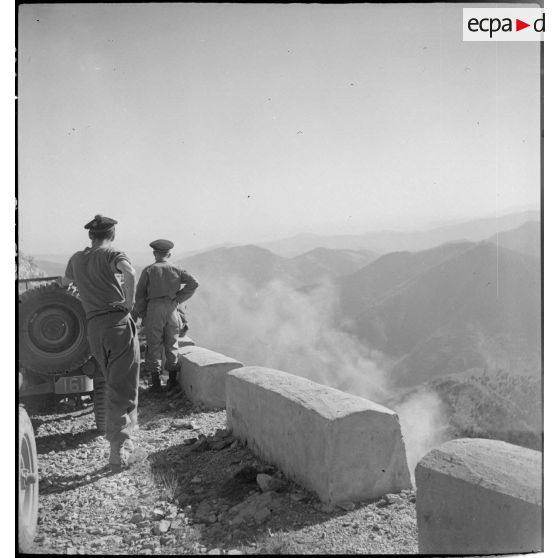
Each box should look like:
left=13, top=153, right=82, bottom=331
left=258, top=210, right=539, bottom=256
left=176, top=244, right=377, bottom=288
left=487, top=220, right=540, bottom=259
left=338, top=241, right=540, bottom=387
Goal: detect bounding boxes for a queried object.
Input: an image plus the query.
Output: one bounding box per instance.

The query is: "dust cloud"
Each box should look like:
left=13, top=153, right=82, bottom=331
left=186, top=276, right=449, bottom=473
left=393, top=389, right=449, bottom=484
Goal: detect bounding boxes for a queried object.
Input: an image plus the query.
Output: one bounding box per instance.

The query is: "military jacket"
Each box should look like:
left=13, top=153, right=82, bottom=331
left=65, top=246, right=130, bottom=319
left=134, top=261, right=198, bottom=318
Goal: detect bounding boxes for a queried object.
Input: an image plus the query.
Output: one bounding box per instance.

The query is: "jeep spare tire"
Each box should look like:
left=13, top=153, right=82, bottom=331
left=19, top=283, right=91, bottom=375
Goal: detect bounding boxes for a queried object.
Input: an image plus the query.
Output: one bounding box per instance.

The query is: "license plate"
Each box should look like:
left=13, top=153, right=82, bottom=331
left=54, top=375, right=94, bottom=394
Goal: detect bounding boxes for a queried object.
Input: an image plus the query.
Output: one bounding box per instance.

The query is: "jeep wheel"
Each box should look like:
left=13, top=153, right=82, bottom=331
left=19, top=284, right=91, bottom=375
left=19, top=406, right=39, bottom=553
left=93, top=377, right=107, bottom=433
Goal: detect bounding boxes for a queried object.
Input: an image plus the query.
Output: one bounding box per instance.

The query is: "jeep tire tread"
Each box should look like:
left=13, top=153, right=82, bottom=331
left=19, top=406, right=39, bottom=553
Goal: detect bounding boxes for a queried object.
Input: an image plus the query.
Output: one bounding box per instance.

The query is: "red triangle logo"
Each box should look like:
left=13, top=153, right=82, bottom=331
left=516, top=19, right=530, bottom=31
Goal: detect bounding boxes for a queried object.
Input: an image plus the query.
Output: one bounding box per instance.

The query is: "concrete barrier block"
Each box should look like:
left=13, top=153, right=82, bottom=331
left=226, top=366, right=412, bottom=504
left=415, top=438, right=542, bottom=555
left=178, top=346, right=243, bottom=408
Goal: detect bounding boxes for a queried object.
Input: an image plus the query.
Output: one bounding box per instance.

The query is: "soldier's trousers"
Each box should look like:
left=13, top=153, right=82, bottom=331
left=144, top=299, right=180, bottom=375
left=87, top=312, right=140, bottom=444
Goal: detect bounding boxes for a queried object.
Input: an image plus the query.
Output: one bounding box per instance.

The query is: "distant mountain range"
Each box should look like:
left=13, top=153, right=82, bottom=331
left=28, top=209, right=539, bottom=275
left=208, top=219, right=542, bottom=395
left=176, top=245, right=376, bottom=288
left=337, top=240, right=541, bottom=387
left=258, top=210, right=539, bottom=256
left=487, top=220, right=540, bottom=259
left=334, top=229, right=541, bottom=450
left=33, top=259, right=67, bottom=277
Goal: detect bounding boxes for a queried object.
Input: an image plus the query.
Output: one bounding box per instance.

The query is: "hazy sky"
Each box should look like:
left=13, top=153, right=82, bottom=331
left=18, top=3, right=540, bottom=257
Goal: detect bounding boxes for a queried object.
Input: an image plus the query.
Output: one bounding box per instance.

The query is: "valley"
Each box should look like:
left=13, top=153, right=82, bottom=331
left=21, top=212, right=542, bottom=460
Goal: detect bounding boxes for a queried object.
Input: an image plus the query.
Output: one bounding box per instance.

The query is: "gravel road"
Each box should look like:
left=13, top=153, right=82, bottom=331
left=25, top=378, right=418, bottom=555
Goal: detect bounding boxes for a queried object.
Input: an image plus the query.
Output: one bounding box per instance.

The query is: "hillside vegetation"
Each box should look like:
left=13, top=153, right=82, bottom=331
left=388, top=368, right=541, bottom=451
left=18, top=252, right=46, bottom=279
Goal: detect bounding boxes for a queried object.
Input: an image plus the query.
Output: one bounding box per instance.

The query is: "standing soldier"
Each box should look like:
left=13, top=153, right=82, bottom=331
left=133, top=239, right=198, bottom=393
left=59, top=215, right=141, bottom=473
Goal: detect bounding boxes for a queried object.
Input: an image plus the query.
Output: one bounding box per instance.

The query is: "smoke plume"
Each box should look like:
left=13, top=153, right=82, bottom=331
left=393, top=389, right=449, bottom=484
left=186, top=275, right=449, bottom=472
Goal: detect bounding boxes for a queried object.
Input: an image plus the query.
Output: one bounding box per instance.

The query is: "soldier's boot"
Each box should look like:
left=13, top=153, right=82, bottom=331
left=149, top=372, right=162, bottom=393
left=109, top=439, right=134, bottom=473
left=166, top=370, right=181, bottom=396
left=109, top=439, right=146, bottom=473
left=166, top=370, right=178, bottom=389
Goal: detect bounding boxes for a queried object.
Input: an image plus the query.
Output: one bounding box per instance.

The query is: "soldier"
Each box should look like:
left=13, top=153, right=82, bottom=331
left=133, top=239, right=198, bottom=393
left=59, top=215, right=141, bottom=473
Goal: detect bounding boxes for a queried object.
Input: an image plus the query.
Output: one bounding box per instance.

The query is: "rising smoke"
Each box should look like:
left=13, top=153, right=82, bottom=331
left=186, top=276, right=449, bottom=477
left=393, top=388, right=449, bottom=482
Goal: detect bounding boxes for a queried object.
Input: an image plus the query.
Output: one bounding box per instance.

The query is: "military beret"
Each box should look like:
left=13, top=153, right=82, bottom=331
left=84, top=214, right=118, bottom=231
left=149, top=239, right=174, bottom=251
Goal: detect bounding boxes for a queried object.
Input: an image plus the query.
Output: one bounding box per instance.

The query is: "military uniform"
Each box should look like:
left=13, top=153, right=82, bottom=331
left=133, top=239, right=198, bottom=390
left=64, top=215, right=140, bottom=471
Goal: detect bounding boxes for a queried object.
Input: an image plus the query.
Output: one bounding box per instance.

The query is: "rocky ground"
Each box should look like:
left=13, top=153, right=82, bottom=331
left=25, top=374, right=418, bottom=555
